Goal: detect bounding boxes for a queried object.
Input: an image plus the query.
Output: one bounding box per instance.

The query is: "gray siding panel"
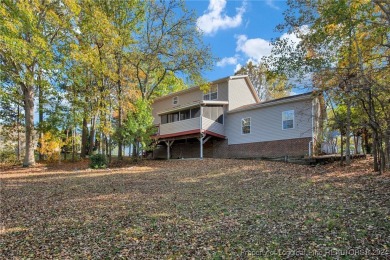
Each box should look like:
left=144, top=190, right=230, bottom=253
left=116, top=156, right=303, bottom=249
left=159, top=117, right=200, bottom=135
left=152, top=82, right=230, bottom=125
left=202, top=117, right=224, bottom=136
left=152, top=89, right=202, bottom=125
left=226, top=100, right=313, bottom=145
left=228, top=78, right=257, bottom=111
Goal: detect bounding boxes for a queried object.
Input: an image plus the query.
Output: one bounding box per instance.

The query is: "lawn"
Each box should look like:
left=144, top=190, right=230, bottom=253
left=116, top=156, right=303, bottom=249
left=1, top=158, right=389, bottom=258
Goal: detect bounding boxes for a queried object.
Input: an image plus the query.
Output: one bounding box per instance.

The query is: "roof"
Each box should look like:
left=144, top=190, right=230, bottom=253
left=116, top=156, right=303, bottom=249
left=153, top=75, right=259, bottom=102
left=228, top=92, right=314, bottom=114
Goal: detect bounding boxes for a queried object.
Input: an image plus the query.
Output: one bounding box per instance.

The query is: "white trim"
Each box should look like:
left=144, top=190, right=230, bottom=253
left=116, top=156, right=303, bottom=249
left=241, top=117, right=251, bottom=134
left=282, top=110, right=295, bottom=130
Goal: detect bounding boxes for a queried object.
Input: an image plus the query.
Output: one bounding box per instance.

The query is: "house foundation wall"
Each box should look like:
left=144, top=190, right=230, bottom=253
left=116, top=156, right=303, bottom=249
left=214, top=137, right=312, bottom=158
left=154, top=137, right=311, bottom=159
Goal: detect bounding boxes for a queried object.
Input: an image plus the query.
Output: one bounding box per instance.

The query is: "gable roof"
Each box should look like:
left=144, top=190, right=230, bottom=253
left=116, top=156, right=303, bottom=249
left=228, top=92, right=314, bottom=114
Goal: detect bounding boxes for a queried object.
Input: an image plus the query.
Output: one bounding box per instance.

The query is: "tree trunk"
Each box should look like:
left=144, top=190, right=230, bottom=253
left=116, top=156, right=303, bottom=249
left=345, top=99, right=351, bottom=165
left=17, top=104, right=21, bottom=161
left=38, top=78, right=44, bottom=161
left=372, top=131, right=379, bottom=172
left=81, top=117, right=88, bottom=158
left=89, top=117, right=96, bottom=155
left=340, top=134, right=344, bottom=166
left=72, top=127, right=75, bottom=162
left=117, top=56, right=123, bottom=160
left=23, top=86, right=35, bottom=167
left=132, top=140, right=137, bottom=158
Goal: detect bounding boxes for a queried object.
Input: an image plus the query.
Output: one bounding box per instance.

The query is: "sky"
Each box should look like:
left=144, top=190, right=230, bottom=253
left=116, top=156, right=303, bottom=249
left=186, top=0, right=292, bottom=81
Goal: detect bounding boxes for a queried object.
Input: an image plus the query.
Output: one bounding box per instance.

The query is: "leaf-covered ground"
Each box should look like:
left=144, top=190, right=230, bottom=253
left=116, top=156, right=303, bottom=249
left=1, top=158, right=389, bottom=259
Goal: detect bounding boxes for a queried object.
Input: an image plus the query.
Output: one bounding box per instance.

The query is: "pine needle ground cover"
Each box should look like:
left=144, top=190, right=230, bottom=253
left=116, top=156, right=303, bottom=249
left=1, top=158, right=389, bottom=258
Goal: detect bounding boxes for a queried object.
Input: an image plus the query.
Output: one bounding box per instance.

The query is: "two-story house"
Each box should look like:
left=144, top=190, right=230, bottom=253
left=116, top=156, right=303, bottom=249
left=151, top=75, right=324, bottom=159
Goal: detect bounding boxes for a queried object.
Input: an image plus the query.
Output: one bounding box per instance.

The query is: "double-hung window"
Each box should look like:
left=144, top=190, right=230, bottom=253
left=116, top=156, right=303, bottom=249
left=282, top=110, right=294, bottom=129
left=242, top=117, right=251, bottom=134
left=203, top=85, right=218, bottom=100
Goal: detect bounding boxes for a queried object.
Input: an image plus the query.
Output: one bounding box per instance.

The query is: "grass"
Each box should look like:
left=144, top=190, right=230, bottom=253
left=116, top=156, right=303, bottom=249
left=1, top=158, right=389, bottom=258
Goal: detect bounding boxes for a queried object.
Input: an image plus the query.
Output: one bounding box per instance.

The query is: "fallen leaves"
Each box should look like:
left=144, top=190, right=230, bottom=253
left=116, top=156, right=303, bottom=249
left=0, top=157, right=389, bottom=258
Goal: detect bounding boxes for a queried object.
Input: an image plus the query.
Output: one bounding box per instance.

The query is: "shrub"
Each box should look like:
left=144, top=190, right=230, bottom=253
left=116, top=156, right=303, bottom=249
left=0, top=149, right=19, bottom=165
left=90, top=154, right=108, bottom=169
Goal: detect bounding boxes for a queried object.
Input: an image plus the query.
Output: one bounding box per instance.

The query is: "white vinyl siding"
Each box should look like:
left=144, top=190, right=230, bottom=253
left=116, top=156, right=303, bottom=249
left=202, top=117, right=224, bottom=136
left=226, top=100, right=312, bottom=145
left=228, top=78, right=257, bottom=111
left=282, top=110, right=294, bottom=129
left=159, top=118, right=200, bottom=136
left=242, top=117, right=251, bottom=134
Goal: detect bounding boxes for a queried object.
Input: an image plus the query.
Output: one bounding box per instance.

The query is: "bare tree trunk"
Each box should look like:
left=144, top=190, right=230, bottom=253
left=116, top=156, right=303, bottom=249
left=23, top=85, right=35, bottom=167
left=345, top=101, right=351, bottom=165
left=89, top=117, right=96, bottom=155
left=72, top=127, right=75, bottom=162
left=17, top=104, right=21, bottom=161
left=81, top=117, right=88, bottom=158
left=340, top=134, right=344, bottom=166
left=372, top=131, right=379, bottom=172
left=38, top=76, right=44, bottom=161
left=117, top=55, right=123, bottom=160
left=353, top=135, right=358, bottom=155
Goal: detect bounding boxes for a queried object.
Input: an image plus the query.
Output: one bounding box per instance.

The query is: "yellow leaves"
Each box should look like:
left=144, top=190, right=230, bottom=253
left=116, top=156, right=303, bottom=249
left=38, top=132, right=64, bottom=162
left=325, top=23, right=338, bottom=34
left=63, top=0, right=81, bottom=16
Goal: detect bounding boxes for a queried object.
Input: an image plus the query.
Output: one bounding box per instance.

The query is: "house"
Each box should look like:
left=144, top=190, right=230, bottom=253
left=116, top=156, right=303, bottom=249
left=151, top=75, right=325, bottom=159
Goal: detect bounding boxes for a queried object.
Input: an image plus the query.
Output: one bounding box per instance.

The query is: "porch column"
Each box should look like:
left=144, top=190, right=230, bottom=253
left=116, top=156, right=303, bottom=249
left=164, top=140, right=174, bottom=160
left=199, top=134, right=204, bottom=159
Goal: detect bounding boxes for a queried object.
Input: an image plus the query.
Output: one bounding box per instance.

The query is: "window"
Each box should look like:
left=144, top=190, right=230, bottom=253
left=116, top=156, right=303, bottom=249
left=180, top=109, right=190, bottom=121
left=190, top=107, right=200, bottom=118
left=161, top=114, right=168, bottom=124
left=172, top=112, right=179, bottom=122
left=160, top=107, right=201, bottom=124
left=203, top=85, right=218, bottom=100
left=172, top=96, right=178, bottom=105
left=242, top=117, right=251, bottom=134
left=203, top=106, right=224, bottom=124
left=282, top=110, right=294, bottom=129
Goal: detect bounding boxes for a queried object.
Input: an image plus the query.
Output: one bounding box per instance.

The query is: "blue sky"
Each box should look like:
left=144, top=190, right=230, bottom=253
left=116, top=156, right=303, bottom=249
left=186, top=0, right=294, bottom=81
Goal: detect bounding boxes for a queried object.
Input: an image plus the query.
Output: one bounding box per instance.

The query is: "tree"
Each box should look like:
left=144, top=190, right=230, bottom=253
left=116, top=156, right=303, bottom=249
left=0, top=1, right=72, bottom=166
left=129, top=0, right=213, bottom=100
left=235, top=61, right=292, bottom=101
left=267, top=0, right=390, bottom=172
left=122, top=98, right=156, bottom=158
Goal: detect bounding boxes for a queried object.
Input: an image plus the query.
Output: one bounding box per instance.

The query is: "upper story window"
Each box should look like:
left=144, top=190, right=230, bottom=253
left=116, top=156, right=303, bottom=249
left=203, top=84, right=218, bottom=100
left=282, top=110, right=294, bottom=129
left=172, top=96, right=178, bottom=105
left=242, top=117, right=251, bottom=134
left=160, top=107, right=200, bottom=124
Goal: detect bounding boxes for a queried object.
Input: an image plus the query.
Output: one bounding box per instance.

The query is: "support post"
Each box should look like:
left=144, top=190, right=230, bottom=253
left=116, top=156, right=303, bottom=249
left=164, top=140, right=174, bottom=160
left=199, top=134, right=204, bottom=159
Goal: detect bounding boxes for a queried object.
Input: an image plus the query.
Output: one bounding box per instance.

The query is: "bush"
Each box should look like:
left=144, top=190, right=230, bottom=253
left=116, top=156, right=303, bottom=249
left=90, top=154, right=108, bottom=169
left=0, top=149, right=19, bottom=165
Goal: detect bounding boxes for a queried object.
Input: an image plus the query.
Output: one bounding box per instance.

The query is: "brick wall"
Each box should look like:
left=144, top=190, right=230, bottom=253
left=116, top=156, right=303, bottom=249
left=153, top=137, right=311, bottom=159
left=214, top=137, right=311, bottom=158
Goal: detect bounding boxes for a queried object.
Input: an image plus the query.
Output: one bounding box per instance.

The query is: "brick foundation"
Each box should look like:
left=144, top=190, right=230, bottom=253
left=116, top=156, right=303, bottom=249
left=219, top=137, right=312, bottom=158
left=154, top=137, right=311, bottom=159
